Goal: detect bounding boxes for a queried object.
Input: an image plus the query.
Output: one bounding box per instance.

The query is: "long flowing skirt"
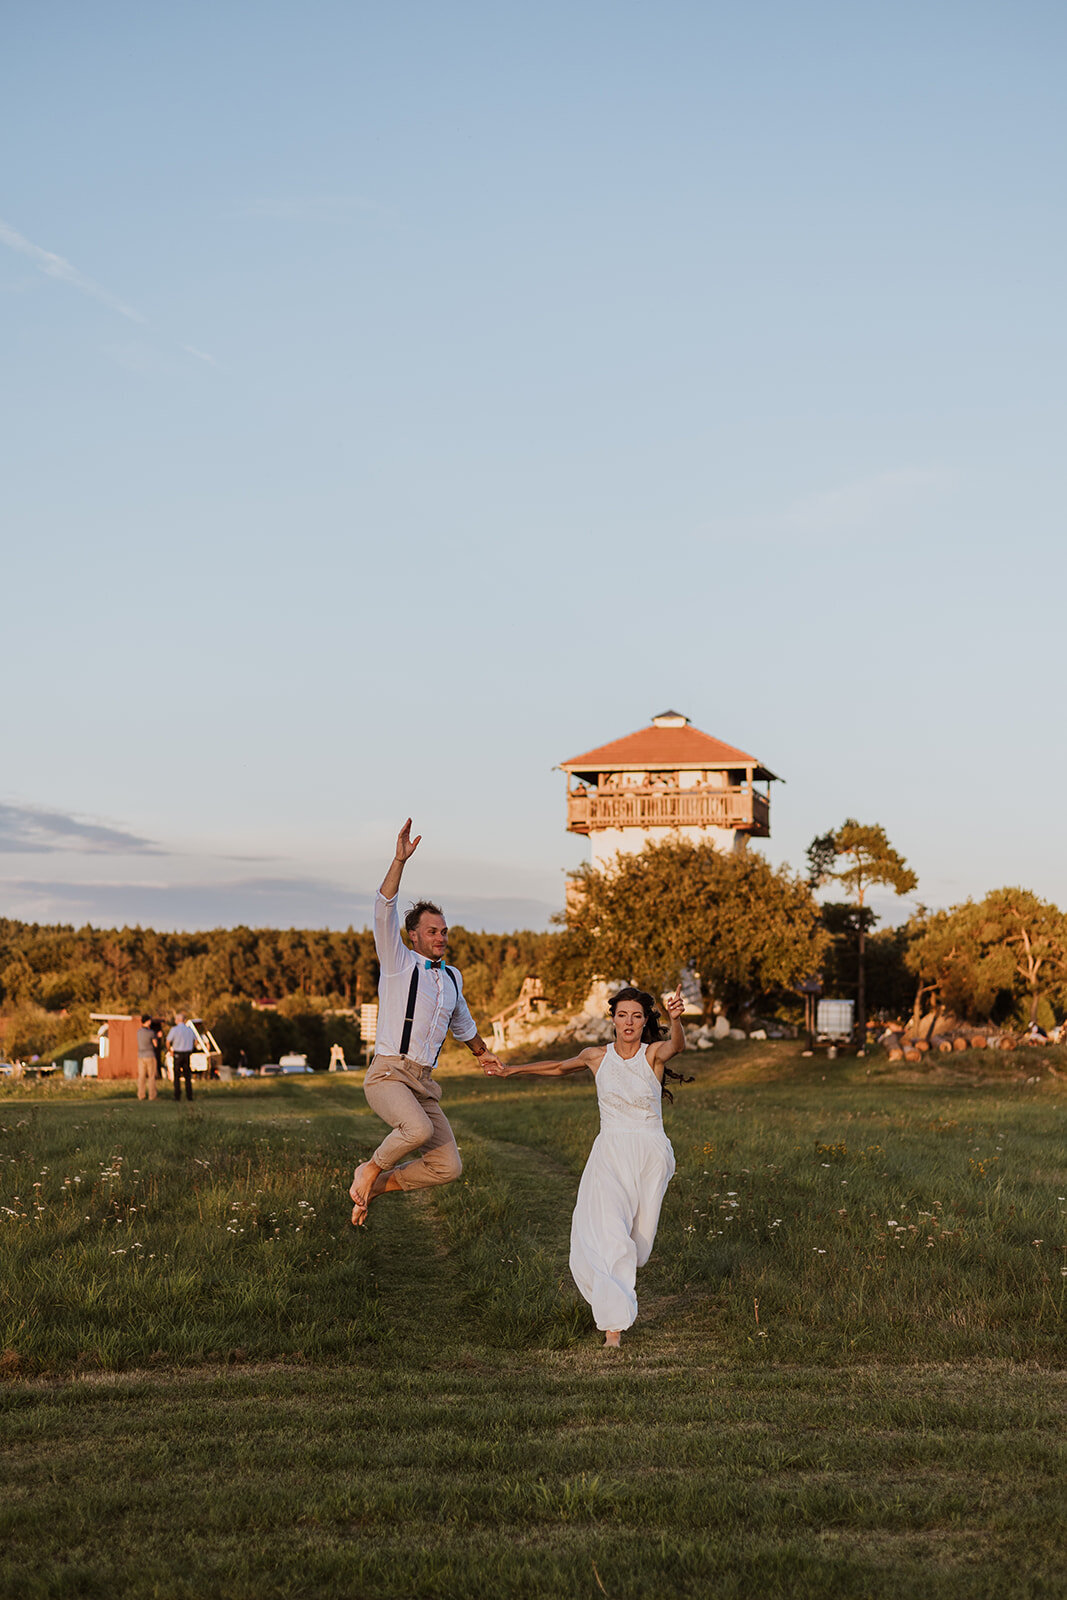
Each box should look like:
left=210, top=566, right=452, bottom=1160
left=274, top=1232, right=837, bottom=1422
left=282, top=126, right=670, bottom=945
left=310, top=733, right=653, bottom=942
left=568, top=1129, right=675, bottom=1331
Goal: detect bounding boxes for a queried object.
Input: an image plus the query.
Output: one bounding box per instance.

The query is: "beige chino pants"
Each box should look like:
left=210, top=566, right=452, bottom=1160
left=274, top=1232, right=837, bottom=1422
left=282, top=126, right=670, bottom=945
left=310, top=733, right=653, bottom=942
left=137, top=1054, right=158, bottom=1101
left=363, top=1054, right=462, bottom=1191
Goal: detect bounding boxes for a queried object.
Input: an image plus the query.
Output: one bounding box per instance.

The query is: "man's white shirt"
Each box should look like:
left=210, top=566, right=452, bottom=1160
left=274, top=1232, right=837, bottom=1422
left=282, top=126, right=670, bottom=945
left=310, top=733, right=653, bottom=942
left=373, top=892, right=477, bottom=1066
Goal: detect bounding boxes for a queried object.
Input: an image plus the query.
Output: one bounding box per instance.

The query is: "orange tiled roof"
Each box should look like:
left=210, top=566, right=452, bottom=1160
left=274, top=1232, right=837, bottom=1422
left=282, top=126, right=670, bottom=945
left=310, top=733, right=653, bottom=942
left=562, top=720, right=776, bottom=777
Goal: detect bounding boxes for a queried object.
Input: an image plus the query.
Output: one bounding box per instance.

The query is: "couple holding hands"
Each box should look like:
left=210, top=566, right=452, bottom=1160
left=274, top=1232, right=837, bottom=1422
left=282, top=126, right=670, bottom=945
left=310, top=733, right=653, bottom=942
left=349, top=822, right=689, bottom=1347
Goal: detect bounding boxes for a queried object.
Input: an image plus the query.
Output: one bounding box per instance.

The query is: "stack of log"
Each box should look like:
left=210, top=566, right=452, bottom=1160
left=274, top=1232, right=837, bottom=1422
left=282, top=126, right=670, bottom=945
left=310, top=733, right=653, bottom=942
left=879, top=1014, right=1010, bottom=1064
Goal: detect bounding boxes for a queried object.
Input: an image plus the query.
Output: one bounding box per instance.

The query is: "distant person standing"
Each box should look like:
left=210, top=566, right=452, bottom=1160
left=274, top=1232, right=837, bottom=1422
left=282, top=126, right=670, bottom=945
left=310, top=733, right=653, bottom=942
left=136, top=1013, right=158, bottom=1102
left=167, top=1012, right=197, bottom=1102
left=151, top=1019, right=166, bottom=1083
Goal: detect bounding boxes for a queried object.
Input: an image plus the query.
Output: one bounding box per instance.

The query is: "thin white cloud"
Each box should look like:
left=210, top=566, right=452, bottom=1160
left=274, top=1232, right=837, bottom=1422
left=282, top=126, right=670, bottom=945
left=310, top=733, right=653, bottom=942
left=0, top=219, right=146, bottom=323
left=1, top=219, right=219, bottom=367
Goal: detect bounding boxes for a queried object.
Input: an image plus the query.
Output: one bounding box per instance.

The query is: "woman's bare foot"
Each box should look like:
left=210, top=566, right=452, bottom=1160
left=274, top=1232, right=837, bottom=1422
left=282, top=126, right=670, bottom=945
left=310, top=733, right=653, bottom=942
left=603, top=1330, right=622, bottom=1349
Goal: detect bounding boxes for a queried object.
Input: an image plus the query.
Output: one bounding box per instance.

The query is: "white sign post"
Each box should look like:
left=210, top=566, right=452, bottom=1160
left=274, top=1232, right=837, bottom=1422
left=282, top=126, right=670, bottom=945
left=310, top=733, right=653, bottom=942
left=359, top=1003, right=378, bottom=1068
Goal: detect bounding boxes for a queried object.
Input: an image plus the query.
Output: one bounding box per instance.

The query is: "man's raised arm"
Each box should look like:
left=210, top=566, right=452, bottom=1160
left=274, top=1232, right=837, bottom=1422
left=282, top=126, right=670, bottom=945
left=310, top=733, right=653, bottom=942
left=379, top=818, right=421, bottom=901
left=374, top=819, right=421, bottom=973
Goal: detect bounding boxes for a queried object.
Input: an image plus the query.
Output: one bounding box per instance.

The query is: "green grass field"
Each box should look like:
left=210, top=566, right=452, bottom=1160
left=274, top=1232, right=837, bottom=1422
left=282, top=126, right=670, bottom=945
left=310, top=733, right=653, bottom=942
left=1, top=1046, right=1065, bottom=1598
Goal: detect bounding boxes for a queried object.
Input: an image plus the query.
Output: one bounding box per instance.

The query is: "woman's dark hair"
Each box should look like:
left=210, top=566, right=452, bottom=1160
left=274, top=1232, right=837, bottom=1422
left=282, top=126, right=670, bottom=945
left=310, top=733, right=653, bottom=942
left=404, top=899, right=444, bottom=935
left=608, top=986, right=694, bottom=1103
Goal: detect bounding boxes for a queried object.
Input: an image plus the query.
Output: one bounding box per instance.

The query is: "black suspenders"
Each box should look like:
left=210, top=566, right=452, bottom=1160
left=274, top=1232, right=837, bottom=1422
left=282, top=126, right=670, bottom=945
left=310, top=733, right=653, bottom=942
left=398, top=968, right=420, bottom=1058
left=398, top=964, right=459, bottom=1060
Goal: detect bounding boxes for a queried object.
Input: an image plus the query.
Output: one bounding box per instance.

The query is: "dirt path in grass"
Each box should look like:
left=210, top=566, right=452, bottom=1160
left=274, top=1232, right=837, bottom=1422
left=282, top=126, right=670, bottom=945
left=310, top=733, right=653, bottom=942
left=305, top=1089, right=581, bottom=1349
left=323, top=1081, right=610, bottom=1349
left=461, top=1129, right=578, bottom=1249
left=350, top=1185, right=471, bottom=1351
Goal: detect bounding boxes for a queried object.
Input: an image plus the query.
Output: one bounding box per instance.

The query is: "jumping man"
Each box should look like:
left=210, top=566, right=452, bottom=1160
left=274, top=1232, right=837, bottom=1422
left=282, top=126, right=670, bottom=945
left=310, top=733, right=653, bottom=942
left=349, top=820, right=502, bottom=1224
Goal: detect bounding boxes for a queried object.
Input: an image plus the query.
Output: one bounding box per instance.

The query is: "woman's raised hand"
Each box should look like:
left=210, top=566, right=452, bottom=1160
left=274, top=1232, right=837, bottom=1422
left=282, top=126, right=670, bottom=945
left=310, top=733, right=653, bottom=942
left=395, top=818, right=422, bottom=862
left=665, top=984, right=685, bottom=1021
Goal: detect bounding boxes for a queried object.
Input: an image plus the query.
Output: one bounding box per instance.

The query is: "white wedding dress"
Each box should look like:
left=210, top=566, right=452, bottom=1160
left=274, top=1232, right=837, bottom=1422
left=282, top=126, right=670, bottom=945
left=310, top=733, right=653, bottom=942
left=569, top=1042, right=676, bottom=1332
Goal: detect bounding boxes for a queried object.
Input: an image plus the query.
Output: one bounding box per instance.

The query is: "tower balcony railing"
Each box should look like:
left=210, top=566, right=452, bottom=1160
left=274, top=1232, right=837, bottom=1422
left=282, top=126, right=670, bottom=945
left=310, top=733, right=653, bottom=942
left=567, top=787, right=769, bottom=837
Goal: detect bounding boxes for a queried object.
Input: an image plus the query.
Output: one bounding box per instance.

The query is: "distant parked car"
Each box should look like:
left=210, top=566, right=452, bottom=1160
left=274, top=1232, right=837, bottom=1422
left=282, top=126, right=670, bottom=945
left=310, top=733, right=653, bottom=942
left=0, top=1062, right=16, bottom=1076
left=260, top=1054, right=313, bottom=1076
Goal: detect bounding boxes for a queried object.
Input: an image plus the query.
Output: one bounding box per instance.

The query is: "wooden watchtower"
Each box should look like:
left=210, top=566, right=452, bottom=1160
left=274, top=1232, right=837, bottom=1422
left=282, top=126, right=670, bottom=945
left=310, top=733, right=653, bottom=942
left=561, top=710, right=780, bottom=873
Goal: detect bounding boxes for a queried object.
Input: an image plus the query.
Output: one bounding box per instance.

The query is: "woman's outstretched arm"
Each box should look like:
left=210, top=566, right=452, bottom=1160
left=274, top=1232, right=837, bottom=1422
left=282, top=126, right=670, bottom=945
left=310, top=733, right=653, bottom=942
left=484, top=1047, right=600, bottom=1079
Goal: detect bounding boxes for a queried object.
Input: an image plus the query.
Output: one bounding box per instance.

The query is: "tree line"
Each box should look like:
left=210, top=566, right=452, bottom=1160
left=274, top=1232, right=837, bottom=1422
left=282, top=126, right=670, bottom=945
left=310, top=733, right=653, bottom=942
left=3, top=828, right=1065, bottom=1061
left=0, top=919, right=555, bottom=1064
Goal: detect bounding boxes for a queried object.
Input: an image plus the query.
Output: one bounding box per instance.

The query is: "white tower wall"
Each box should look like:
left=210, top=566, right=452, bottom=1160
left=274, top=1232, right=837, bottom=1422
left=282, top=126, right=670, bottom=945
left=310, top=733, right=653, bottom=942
left=589, top=824, right=745, bottom=873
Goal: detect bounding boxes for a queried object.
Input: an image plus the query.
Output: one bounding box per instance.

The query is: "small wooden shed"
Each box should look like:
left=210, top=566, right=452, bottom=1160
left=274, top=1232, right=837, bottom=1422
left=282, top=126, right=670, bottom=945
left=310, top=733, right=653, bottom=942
left=90, top=1013, right=145, bottom=1080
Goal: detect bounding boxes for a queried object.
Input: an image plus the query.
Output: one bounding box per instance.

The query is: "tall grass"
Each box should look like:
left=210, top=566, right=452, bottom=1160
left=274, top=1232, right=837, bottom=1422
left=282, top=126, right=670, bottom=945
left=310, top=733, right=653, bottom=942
left=0, top=1083, right=384, bottom=1368
left=1, top=1057, right=1064, bottom=1372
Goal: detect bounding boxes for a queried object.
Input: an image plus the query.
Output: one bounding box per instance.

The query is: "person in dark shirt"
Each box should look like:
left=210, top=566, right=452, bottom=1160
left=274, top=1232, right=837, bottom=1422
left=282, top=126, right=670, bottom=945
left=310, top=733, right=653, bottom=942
left=136, top=1013, right=157, bottom=1101
left=150, top=1020, right=166, bottom=1081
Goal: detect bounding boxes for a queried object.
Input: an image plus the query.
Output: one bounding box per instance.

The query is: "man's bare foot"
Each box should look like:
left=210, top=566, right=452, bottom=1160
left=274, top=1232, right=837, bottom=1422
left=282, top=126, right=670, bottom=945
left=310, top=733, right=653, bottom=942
left=604, top=1330, right=622, bottom=1349
left=349, top=1162, right=375, bottom=1227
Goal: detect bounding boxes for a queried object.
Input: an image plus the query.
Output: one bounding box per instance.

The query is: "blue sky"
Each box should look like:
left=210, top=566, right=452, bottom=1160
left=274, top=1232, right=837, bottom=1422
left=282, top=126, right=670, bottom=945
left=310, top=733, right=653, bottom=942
left=2, top=1, right=1065, bottom=932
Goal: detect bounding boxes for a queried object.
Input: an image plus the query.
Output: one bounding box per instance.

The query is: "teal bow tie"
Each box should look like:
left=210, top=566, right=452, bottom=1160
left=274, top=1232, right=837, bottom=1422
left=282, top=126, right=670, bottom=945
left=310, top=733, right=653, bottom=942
left=425, top=959, right=443, bottom=970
